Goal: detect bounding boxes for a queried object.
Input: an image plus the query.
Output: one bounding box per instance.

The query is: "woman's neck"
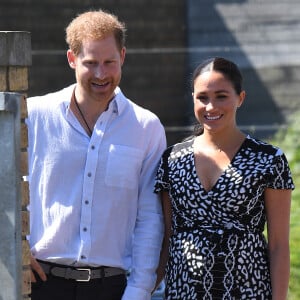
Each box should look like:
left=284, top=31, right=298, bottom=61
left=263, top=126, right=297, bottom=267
left=198, top=128, right=246, bottom=152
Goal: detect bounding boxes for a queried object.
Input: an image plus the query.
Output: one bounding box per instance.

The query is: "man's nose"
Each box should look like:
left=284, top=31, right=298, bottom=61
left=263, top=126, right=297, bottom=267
left=95, top=65, right=105, bottom=79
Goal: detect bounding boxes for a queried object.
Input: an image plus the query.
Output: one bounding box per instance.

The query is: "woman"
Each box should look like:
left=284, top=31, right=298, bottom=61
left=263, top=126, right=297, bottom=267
left=155, top=57, right=294, bottom=299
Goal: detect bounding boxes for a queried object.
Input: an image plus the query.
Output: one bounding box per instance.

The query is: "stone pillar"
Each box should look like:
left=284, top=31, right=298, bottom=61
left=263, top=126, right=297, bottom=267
left=0, top=31, right=31, bottom=300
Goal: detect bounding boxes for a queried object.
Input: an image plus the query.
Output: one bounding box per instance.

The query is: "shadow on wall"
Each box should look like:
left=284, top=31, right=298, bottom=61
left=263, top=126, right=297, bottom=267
left=186, top=0, right=284, bottom=140
left=0, top=1, right=287, bottom=144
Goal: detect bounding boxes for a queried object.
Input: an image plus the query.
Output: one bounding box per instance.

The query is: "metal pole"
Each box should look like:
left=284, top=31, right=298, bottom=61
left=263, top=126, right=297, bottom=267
left=0, top=31, right=31, bottom=300
left=0, top=93, right=22, bottom=300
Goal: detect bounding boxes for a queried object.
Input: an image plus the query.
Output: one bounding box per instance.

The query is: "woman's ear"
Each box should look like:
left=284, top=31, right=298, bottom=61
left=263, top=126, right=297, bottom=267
left=238, top=90, right=246, bottom=108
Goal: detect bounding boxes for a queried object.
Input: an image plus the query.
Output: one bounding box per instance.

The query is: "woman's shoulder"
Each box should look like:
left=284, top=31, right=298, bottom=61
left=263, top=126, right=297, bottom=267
left=162, top=138, right=194, bottom=160
left=172, top=137, right=194, bottom=151
left=244, top=135, right=283, bottom=156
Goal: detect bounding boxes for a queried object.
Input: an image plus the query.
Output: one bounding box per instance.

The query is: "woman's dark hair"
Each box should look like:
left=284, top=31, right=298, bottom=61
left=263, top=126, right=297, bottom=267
left=191, top=57, right=243, bottom=136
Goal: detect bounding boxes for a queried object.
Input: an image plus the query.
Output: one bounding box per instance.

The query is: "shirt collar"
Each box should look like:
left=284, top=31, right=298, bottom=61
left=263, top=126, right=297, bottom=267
left=64, top=84, right=127, bottom=116
left=110, top=86, right=127, bottom=116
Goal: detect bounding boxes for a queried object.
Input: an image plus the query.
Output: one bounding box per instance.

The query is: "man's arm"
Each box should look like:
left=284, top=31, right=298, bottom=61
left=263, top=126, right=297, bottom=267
left=122, top=120, right=166, bottom=300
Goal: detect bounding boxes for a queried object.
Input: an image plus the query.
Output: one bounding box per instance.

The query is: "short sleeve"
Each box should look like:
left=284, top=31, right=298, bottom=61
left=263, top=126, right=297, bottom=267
left=154, top=147, right=172, bottom=193
left=266, top=149, right=295, bottom=190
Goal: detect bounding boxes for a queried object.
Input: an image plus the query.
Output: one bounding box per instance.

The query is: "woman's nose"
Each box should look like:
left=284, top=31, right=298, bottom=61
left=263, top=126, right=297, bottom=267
left=206, top=101, right=215, bottom=111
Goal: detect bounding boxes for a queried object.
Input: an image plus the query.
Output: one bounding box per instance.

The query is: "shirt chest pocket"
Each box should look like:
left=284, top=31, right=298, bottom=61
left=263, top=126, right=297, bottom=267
left=105, top=144, right=143, bottom=189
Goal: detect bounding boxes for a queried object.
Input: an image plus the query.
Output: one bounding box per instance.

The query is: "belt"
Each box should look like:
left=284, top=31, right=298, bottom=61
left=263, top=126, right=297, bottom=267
left=38, top=260, right=126, bottom=282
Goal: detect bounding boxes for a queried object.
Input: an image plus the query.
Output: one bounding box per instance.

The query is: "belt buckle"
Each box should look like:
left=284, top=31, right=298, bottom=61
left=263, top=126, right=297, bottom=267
left=76, top=268, right=91, bottom=282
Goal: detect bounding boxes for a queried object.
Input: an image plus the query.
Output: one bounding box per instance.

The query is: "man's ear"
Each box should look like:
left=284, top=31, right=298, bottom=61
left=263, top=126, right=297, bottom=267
left=67, top=49, right=76, bottom=69
left=120, top=47, right=126, bottom=66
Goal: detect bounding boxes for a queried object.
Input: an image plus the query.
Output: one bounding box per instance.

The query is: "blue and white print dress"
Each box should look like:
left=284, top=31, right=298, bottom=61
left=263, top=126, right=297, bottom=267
left=155, top=135, right=294, bottom=300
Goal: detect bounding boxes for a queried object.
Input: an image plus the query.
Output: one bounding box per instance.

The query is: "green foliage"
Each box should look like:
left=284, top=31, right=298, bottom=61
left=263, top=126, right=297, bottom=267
left=288, top=176, right=300, bottom=299
left=271, top=111, right=300, bottom=175
left=269, top=111, right=300, bottom=299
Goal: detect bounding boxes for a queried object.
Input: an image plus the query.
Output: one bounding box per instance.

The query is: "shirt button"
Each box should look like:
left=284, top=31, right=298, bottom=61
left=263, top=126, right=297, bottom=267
left=81, top=255, right=86, bottom=259
left=91, top=145, right=95, bottom=150
left=87, top=172, right=92, bottom=177
left=217, top=229, right=224, bottom=235
left=85, top=200, right=89, bottom=205
left=83, top=227, right=87, bottom=232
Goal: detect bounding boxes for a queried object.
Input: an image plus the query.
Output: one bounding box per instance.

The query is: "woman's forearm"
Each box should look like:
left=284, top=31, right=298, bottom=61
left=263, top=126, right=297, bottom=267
left=269, top=245, right=290, bottom=300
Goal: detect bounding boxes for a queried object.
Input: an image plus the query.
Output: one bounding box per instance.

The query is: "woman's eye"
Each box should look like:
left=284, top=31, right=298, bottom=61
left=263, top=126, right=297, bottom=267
left=197, top=96, right=208, bottom=102
left=217, top=95, right=226, bottom=99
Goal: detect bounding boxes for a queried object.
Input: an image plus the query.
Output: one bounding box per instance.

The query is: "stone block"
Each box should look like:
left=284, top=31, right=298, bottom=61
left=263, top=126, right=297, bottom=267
left=21, top=95, right=28, bottom=119
left=0, top=66, right=7, bottom=91
left=20, top=151, right=28, bottom=176
left=21, top=123, right=28, bottom=149
left=22, top=240, right=30, bottom=266
left=21, top=211, right=30, bottom=237
left=21, top=181, right=30, bottom=208
left=9, top=67, right=29, bottom=92
left=22, top=267, right=31, bottom=295
left=0, top=31, right=31, bottom=66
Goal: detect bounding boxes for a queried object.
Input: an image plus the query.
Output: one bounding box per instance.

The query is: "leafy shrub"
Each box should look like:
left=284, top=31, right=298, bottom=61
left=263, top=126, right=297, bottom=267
left=269, top=111, right=300, bottom=299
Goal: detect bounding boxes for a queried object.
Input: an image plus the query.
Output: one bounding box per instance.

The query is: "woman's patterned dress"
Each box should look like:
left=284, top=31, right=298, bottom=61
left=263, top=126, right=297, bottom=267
left=155, top=135, right=294, bottom=300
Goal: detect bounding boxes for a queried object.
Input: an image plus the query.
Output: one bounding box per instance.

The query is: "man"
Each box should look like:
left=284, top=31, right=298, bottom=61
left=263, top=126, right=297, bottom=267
left=27, top=9, right=166, bottom=300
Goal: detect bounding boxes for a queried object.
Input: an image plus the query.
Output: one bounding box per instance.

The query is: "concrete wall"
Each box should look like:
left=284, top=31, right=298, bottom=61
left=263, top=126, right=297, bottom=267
left=0, top=0, right=299, bottom=143
left=0, top=0, right=187, bottom=144
left=187, top=0, right=300, bottom=138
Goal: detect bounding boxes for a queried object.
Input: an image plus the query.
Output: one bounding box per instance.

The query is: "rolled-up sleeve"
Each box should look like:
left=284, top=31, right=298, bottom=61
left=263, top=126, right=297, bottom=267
left=122, top=120, right=166, bottom=300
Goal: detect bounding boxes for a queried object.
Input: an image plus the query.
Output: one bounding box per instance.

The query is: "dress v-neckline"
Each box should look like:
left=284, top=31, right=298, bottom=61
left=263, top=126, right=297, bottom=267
left=192, top=135, right=248, bottom=194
